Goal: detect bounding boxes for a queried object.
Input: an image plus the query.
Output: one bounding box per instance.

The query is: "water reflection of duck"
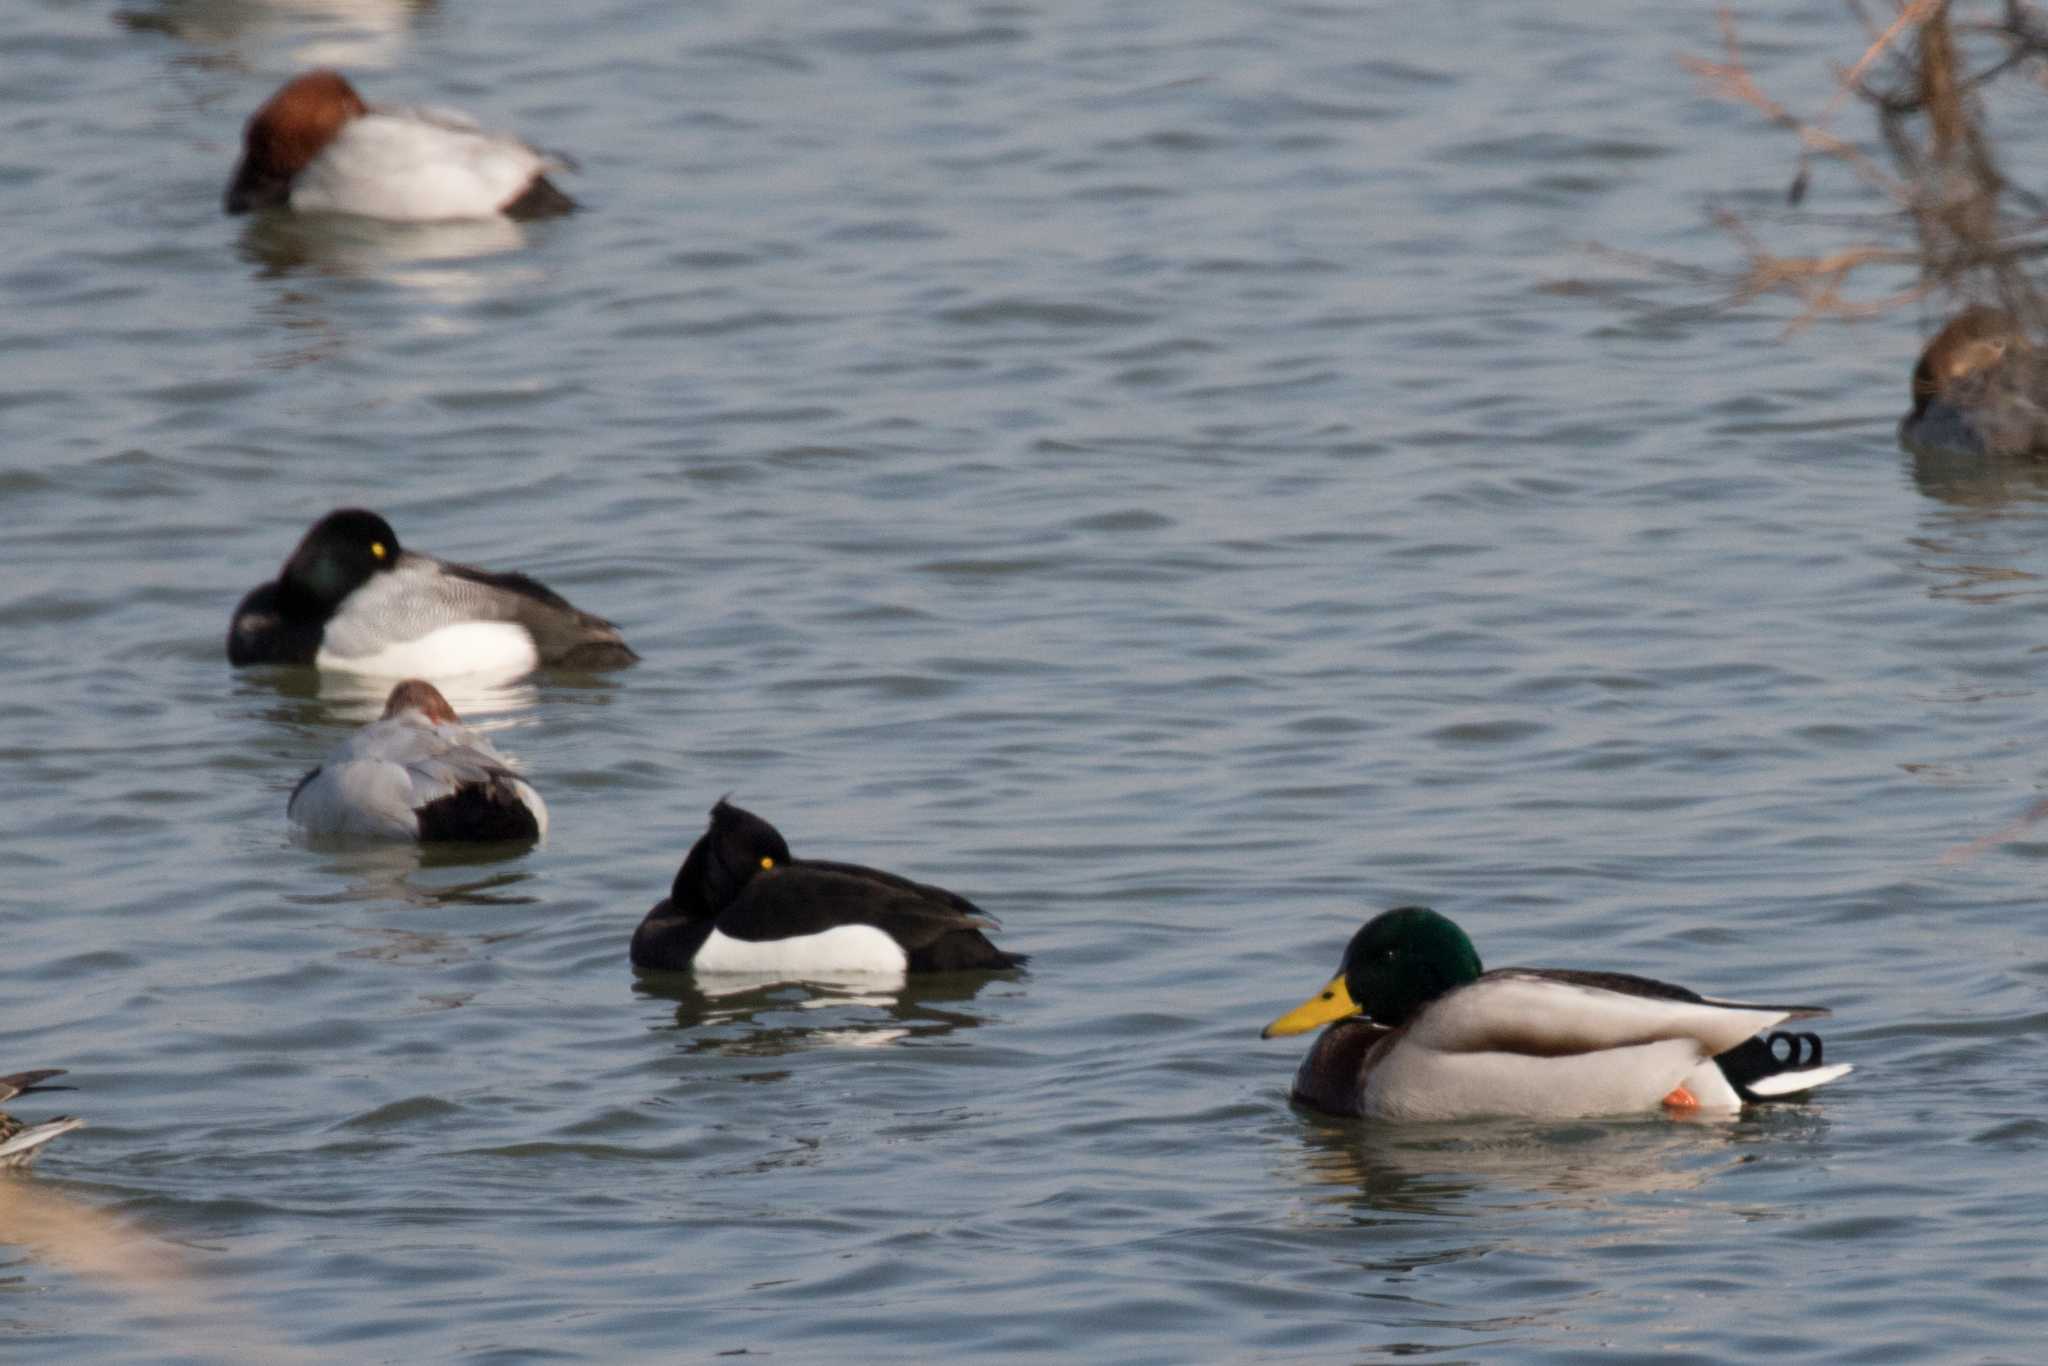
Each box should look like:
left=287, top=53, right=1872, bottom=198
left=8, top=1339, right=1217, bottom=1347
left=1262, top=908, right=1851, bottom=1121
left=285, top=840, right=541, bottom=912
left=1898, top=306, right=2048, bottom=457
left=117, top=1, right=430, bottom=72
left=1287, top=1109, right=1749, bottom=1219
left=638, top=971, right=1004, bottom=1055
left=236, top=209, right=532, bottom=279
left=1, top=1070, right=83, bottom=1170
left=630, top=799, right=1026, bottom=977
left=234, top=658, right=543, bottom=728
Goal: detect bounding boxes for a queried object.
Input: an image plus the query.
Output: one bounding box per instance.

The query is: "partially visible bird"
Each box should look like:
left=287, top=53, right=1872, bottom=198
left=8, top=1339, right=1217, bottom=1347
left=1899, top=305, right=2048, bottom=457
left=1, top=1070, right=84, bottom=1170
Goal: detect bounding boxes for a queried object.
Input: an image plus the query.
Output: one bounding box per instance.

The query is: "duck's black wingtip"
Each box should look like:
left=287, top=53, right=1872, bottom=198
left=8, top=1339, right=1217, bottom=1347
left=503, top=174, right=577, bottom=221
left=414, top=780, right=543, bottom=843
left=909, top=933, right=1028, bottom=974
left=1713, top=1029, right=1846, bottom=1103
left=549, top=639, right=639, bottom=670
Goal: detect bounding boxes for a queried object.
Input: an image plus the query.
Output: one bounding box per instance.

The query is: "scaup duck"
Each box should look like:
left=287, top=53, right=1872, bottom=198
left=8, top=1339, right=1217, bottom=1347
left=226, top=70, right=575, bottom=222
left=631, top=799, right=1026, bottom=976
left=1262, top=907, right=1851, bottom=1121
left=229, top=508, right=636, bottom=677
left=288, top=679, right=547, bottom=841
left=1, top=1070, right=83, bottom=1170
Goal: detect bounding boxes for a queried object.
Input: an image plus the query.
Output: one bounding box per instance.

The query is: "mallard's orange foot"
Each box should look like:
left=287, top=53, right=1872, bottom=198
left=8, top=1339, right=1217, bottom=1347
left=1662, top=1084, right=1700, bottom=1109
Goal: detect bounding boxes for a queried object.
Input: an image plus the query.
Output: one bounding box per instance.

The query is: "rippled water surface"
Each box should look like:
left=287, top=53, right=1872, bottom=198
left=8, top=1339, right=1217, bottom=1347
left=7, top=0, right=2048, bottom=1360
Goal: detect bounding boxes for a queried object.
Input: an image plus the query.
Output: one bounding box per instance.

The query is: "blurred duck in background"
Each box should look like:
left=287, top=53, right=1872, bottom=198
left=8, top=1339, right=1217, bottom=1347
left=1898, top=306, right=2048, bottom=457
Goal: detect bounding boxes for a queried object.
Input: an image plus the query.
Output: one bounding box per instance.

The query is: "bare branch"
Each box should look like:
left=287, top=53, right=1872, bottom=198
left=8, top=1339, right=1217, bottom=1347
left=1649, top=2, right=2048, bottom=332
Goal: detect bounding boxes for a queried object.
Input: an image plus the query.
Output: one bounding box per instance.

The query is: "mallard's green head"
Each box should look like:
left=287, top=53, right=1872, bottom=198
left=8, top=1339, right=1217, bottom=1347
left=1262, top=906, right=1483, bottom=1038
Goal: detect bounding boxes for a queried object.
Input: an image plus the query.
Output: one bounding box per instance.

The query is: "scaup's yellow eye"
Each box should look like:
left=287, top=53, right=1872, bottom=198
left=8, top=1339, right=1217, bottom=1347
left=759, top=856, right=776, bottom=870
left=370, top=541, right=387, bottom=560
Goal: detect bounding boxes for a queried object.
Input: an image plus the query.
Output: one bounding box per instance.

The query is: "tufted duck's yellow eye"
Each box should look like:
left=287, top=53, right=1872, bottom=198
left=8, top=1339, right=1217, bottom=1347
left=759, top=856, right=775, bottom=870
left=370, top=541, right=388, bottom=560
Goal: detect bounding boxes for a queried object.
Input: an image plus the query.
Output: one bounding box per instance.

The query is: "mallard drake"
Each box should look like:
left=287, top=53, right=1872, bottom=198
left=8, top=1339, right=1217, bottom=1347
left=287, top=679, right=548, bottom=841
left=1898, top=305, right=2048, bottom=457
left=0, top=1070, right=83, bottom=1170
left=1262, top=907, right=1852, bottom=1121
left=229, top=507, right=636, bottom=676
left=630, top=799, right=1027, bottom=976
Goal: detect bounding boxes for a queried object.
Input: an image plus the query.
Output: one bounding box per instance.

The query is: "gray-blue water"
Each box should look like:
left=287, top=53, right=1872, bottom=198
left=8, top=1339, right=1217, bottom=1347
left=5, top=0, right=2046, bottom=1359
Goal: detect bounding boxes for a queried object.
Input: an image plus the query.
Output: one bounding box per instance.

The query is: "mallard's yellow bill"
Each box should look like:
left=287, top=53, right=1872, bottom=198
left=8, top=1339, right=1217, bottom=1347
left=1261, top=974, right=1360, bottom=1038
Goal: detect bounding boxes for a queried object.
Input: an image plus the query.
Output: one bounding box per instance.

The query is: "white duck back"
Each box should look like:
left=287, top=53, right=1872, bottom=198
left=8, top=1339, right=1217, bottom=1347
left=291, top=106, right=552, bottom=221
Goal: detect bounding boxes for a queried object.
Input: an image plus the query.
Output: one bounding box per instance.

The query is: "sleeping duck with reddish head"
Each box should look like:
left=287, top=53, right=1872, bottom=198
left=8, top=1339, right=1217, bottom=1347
left=631, top=800, right=1027, bottom=977
left=1263, top=907, right=1851, bottom=1121
left=288, top=679, right=548, bottom=842
left=226, top=69, right=576, bottom=222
